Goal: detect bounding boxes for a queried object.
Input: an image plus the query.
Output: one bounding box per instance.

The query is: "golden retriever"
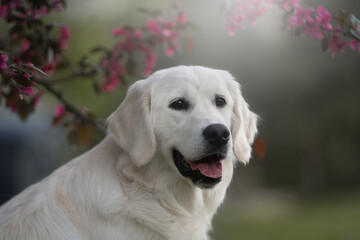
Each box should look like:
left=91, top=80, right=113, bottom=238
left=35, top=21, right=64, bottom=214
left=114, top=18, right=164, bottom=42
left=0, top=66, right=258, bottom=240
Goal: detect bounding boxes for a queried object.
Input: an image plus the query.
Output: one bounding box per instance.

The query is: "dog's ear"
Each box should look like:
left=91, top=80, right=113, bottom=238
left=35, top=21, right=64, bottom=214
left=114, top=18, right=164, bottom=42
left=108, top=80, right=156, bottom=167
left=225, top=74, right=258, bottom=164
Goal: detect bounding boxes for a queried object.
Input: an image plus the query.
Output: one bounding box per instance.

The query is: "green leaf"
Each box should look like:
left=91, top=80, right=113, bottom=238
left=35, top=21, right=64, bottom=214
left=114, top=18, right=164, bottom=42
left=90, top=46, right=108, bottom=53
left=350, top=14, right=360, bottom=40
left=22, top=64, right=48, bottom=76
left=350, top=14, right=360, bottom=26
left=13, top=74, right=32, bottom=87
left=350, top=29, right=360, bottom=40
left=16, top=98, right=35, bottom=122
left=92, top=81, right=102, bottom=95
left=321, top=38, right=329, bottom=52
left=11, top=65, right=33, bottom=77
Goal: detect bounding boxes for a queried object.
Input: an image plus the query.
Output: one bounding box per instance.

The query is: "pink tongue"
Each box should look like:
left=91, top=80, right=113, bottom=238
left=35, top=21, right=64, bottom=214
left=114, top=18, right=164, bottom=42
left=188, top=159, right=222, bottom=178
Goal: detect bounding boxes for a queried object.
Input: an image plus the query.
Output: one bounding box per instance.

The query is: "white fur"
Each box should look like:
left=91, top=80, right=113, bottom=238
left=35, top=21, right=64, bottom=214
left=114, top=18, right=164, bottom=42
left=0, top=66, right=257, bottom=240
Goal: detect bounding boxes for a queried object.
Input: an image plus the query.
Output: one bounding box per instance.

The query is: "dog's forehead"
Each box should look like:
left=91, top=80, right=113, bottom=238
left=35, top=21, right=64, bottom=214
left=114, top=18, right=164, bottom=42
left=149, top=66, right=232, bottom=98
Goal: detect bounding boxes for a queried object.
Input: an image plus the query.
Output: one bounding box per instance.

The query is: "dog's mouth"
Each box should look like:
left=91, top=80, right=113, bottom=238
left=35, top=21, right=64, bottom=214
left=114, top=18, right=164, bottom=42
left=172, top=149, right=225, bottom=189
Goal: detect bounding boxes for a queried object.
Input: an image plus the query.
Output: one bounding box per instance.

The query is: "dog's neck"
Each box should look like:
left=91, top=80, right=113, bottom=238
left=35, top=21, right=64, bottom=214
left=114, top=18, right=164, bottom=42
left=113, top=140, right=231, bottom=236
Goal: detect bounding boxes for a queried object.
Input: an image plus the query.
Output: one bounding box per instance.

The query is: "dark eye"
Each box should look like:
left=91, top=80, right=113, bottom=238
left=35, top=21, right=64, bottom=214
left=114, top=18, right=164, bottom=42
left=215, top=96, right=226, bottom=107
left=169, top=99, right=189, bottom=110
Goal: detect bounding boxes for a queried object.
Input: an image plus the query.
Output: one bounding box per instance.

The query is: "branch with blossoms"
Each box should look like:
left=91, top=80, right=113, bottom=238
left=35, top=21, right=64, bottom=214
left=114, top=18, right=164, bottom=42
left=0, top=0, right=190, bottom=145
left=1, top=0, right=359, bottom=146
left=224, top=0, right=360, bottom=56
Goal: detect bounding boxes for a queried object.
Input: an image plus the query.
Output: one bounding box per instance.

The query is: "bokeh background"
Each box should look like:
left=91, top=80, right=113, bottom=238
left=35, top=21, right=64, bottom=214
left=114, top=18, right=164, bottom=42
left=1, top=0, right=360, bottom=239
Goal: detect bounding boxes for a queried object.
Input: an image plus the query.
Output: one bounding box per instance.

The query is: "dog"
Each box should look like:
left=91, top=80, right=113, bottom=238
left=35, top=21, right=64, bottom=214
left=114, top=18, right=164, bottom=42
left=0, top=66, right=258, bottom=240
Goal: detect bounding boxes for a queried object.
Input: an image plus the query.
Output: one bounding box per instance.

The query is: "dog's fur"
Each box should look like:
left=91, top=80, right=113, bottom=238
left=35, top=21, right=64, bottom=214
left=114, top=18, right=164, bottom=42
left=0, top=66, right=257, bottom=240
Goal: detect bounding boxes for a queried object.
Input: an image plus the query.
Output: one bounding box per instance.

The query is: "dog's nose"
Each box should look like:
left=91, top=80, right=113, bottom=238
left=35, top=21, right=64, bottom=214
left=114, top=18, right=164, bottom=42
left=203, top=124, right=230, bottom=146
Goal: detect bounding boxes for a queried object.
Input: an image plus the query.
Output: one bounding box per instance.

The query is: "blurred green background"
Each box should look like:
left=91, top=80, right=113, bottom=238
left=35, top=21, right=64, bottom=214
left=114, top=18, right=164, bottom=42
left=1, top=0, right=360, bottom=239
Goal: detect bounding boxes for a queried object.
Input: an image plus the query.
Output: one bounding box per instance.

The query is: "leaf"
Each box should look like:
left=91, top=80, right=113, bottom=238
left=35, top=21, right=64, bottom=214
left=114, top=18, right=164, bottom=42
left=76, top=124, right=93, bottom=145
left=10, top=65, right=33, bottom=77
left=350, top=14, right=360, bottom=26
left=92, top=81, right=102, bottom=95
left=350, top=15, right=360, bottom=40
left=339, top=10, right=350, bottom=24
left=52, top=116, right=63, bottom=127
left=90, top=46, right=108, bottom=54
left=321, top=38, right=329, bottom=52
left=253, top=138, right=266, bottom=159
left=67, top=124, right=94, bottom=146
left=350, top=29, right=360, bottom=40
left=67, top=127, right=78, bottom=146
left=6, top=94, right=18, bottom=109
left=13, top=74, right=32, bottom=87
left=22, top=64, right=48, bottom=76
left=16, top=98, right=35, bottom=122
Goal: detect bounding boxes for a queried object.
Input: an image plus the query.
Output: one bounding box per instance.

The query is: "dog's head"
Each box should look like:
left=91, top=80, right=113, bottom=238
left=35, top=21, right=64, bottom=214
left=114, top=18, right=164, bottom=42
left=108, top=66, right=258, bottom=189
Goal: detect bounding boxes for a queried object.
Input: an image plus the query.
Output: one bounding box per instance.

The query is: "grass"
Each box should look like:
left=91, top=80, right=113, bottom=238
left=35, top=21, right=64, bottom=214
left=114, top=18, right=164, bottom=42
left=211, top=192, right=360, bottom=240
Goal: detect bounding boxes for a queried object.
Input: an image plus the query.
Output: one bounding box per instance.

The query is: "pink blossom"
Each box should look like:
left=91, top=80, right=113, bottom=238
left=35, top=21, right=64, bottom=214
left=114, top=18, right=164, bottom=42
left=165, top=47, right=174, bottom=57
left=177, top=12, right=186, bottom=24
left=141, top=48, right=157, bottom=77
left=277, top=0, right=300, bottom=10
left=162, top=29, right=172, bottom=37
left=350, top=38, right=360, bottom=51
left=112, top=27, right=126, bottom=36
left=316, top=6, right=332, bottom=30
left=61, top=26, right=71, bottom=40
left=41, top=59, right=57, bottom=75
left=350, top=38, right=357, bottom=49
left=101, top=58, right=125, bottom=92
left=20, top=39, right=30, bottom=55
left=225, top=0, right=269, bottom=35
left=161, top=22, right=172, bottom=30
left=225, top=25, right=236, bottom=36
left=54, top=105, right=67, bottom=118
left=287, top=5, right=333, bottom=39
left=21, top=87, right=35, bottom=96
left=52, top=1, right=63, bottom=12
left=133, top=30, right=143, bottom=38
left=0, top=54, right=8, bottom=69
left=328, top=27, right=348, bottom=57
left=34, top=6, right=49, bottom=19
left=58, top=26, right=71, bottom=50
left=102, top=75, right=120, bottom=92
left=146, top=19, right=161, bottom=33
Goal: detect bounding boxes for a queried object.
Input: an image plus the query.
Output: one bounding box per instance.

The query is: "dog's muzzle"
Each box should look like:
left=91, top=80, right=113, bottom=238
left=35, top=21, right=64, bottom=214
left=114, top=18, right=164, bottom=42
left=172, top=123, right=230, bottom=189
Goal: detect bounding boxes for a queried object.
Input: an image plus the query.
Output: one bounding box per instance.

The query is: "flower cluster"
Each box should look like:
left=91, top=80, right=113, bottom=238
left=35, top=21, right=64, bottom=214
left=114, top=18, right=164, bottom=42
left=286, top=5, right=360, bottom=56
left=145, top=12, right=186, bottom=57
left=0, top=55, right=8, bottom=69
left=0, top=0, right=69, bottom=120
left=225, top=0, right=269, bottom=36
left=287, top=5, right=332, bottom=39
left=0, top=0, right=63, bottom=21
left=101, top=9, right=187, bottom=92
left=224, top=0, right=360, bottom=56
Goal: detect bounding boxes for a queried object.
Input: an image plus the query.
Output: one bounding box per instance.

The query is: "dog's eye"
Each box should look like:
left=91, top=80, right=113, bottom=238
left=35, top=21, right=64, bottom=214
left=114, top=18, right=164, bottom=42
left=169, top=99, right=189, bottom=110
left=215, top=96, right=226, bottom=107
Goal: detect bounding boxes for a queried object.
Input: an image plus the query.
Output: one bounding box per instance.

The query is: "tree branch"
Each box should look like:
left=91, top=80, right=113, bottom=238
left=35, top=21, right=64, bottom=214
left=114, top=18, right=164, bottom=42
left=36, top=79, right=107, bottom=137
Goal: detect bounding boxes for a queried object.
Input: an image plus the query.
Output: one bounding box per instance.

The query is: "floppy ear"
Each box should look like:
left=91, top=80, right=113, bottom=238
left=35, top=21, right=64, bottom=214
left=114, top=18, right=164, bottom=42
left=107, top=80, right=156, bottom=167
left=228, top=79, right=258, bottom=164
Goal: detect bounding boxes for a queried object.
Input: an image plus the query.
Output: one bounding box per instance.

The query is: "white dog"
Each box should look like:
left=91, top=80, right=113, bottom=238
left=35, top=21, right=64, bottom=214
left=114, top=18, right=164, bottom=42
left=0, top=66, right=257, bottom=240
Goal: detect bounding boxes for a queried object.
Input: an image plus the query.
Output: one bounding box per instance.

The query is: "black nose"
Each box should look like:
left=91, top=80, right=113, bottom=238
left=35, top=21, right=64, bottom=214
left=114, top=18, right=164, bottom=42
left=203, top=124, right=230, bottom=146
